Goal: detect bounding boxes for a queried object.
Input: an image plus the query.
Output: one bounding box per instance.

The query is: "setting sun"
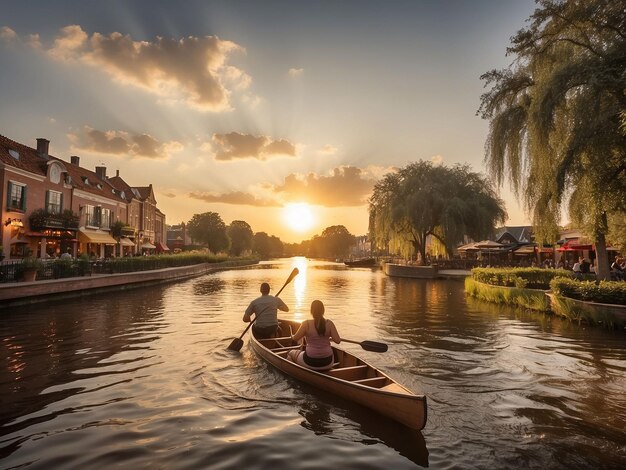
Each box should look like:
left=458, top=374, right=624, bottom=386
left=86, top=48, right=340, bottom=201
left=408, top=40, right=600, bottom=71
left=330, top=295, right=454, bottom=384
left=283, top=203, right=315, bottom=232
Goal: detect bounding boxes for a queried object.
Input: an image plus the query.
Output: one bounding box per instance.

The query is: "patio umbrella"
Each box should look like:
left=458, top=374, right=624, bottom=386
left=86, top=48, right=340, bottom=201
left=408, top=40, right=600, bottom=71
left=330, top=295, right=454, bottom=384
left=475, top=240, right=504, bottom=265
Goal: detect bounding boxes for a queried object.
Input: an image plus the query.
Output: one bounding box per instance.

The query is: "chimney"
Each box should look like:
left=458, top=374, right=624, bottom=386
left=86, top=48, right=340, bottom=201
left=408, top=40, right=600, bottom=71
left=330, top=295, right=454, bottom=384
left=95, top=166, right=107, bottom=180
left=116, top=169, right=120, bottom=177
left=70, top=155, right=80, bottom=166
left=36, top=138, right=50, bottom=158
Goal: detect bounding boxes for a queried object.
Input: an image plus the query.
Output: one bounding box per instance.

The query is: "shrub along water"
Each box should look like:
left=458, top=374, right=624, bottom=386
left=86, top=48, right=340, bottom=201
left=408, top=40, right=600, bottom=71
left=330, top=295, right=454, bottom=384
left=550, top=278, right=626, bottom=306
left=471, top=267, right=572, bottom=290
left=465, top=277, right=550, bottom=311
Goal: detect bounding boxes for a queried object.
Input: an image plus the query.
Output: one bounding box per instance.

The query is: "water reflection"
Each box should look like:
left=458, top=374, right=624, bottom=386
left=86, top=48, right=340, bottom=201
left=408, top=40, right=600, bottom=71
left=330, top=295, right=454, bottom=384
left=1, top=259, right=625, bottom=469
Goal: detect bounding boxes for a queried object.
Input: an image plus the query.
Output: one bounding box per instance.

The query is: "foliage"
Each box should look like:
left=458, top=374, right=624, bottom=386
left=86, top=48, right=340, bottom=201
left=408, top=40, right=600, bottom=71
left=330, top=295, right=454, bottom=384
left=472, top=267, right=572, bottom=289
left=20, top=254, right=43, bottom=272
left=228, top=220, right=254, bottom=256
left=28, top=208, right=79, bottom=231
left=369, top=161, right=506, bottom=263
left=309, top=225, right=355, bottom=259
left=110, top=220, right=126, bottom=239
left=478, top=0, right=626, bottom=280
left=252, top=232, right=283, bottom=258
left=465, top=277, right=550, bottom=311
left=187, top=212, right=230, bottom=254
left=607, top=211, right=626, bottom=252
left=550, top=277, right=626, bottom=306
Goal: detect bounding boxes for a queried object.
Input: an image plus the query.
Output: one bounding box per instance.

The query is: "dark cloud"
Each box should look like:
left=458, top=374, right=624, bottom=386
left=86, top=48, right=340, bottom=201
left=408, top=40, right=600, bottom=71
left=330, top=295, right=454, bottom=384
left=188, top=191, right=279, bottom=206
left=68, top=126, right=182, bottom=159
left=212, top=132, right=297, bottom=161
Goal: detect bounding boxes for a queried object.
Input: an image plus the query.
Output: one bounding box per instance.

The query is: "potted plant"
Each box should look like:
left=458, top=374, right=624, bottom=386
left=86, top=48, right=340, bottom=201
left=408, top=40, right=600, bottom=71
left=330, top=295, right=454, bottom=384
left=19, top=251, right=43, bottom=282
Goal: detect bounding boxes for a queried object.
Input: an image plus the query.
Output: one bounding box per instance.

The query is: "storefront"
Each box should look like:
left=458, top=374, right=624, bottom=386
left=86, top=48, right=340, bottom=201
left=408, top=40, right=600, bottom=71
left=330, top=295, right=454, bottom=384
left=78, top=228, right=118, bottom=259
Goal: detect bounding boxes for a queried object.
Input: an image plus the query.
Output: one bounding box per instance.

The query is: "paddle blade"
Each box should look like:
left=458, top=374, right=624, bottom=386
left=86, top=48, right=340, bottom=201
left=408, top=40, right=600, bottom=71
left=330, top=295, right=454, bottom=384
left=360, top=340, right=388, bottom=353
left=227, top=337, right=244, bottom=352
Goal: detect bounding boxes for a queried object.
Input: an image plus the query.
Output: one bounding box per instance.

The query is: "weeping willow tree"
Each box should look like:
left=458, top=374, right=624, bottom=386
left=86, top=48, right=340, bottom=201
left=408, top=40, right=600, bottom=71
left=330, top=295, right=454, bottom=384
left=368, top=161, right=506, bottom=263
left=478, top=0, right=626, bottom=280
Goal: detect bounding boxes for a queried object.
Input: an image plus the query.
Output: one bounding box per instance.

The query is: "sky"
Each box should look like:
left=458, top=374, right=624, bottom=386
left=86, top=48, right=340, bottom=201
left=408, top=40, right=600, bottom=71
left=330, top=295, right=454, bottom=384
left=0, top=0, right=538, bottom=243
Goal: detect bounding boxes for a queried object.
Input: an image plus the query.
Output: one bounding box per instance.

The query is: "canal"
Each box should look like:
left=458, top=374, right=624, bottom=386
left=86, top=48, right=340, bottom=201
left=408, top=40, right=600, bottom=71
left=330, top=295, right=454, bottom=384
left=1, top=258, right=625, bottom=469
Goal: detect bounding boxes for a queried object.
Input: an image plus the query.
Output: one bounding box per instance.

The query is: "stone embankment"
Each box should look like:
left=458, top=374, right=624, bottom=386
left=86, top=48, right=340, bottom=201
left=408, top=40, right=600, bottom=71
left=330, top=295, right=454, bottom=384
left=0, top=260, right=257, bottom=308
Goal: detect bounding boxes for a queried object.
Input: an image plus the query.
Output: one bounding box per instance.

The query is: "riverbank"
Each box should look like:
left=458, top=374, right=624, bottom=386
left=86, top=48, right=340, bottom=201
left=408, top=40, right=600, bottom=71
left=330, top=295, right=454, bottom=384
left=0, top=259, right=258, bottom=308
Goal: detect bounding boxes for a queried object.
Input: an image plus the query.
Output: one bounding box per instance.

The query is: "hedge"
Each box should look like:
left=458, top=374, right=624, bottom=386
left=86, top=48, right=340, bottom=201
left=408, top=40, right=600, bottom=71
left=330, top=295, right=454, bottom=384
left=465, top=277, right=550, bottom=311
left=471, top=267, right=572, bottom=290
left=550, top=277, right=626, bottom=306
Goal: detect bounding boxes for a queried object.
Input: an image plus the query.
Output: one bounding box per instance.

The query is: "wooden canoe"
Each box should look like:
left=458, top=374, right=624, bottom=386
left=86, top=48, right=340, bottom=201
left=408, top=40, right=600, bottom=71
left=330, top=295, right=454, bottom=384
left=250, top=318, right=427, bottom=430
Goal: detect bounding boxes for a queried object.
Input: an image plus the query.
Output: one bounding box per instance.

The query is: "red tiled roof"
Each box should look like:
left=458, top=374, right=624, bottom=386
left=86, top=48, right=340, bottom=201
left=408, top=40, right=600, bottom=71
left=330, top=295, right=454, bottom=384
left=0, top=134, right=49, bottom=176
left=0, top=134, right=126, bottom=204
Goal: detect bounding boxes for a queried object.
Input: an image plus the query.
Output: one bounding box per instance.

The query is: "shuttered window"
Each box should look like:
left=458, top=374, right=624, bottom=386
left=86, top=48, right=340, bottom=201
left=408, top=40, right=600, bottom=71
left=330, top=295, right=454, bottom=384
left=7, top=181, right=27, bottom=211
left=46, top=190, right=63, bottom=214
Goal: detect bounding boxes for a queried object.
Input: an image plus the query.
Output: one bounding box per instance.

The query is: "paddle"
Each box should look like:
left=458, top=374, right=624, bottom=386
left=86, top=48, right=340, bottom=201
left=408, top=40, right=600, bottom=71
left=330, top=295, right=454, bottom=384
left=227, top=267, right=299, bottom=352
left=341, top=338, right=388, bottom=353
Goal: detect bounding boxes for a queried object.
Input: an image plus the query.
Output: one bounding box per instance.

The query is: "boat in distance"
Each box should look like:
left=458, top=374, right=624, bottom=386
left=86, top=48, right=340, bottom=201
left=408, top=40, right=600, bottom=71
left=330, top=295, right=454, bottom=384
left=250, top=318, right=427, bottom=430
left=344, top=258, right=377, bottom=267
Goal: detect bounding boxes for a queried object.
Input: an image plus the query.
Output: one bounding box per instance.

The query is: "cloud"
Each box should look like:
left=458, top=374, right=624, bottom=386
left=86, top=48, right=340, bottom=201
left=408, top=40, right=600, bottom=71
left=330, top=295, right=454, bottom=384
left=0, top=26, right=17, bottom=41
left=271, top=166, right=377, bottom=207
left=188, top=191, right=279, bottom=207
left=288, top=68, right=304, bottom=77
left=430, top=154, right=444, bottom=166
left=68, top=126, right=183, bottom=159
left=318, top=144, right=338, bottom=156
left=211, top=132, right=297, bottom=161
left=160, top=191, right=177, bottom=198
left=3, top=24, right=250, bottom=112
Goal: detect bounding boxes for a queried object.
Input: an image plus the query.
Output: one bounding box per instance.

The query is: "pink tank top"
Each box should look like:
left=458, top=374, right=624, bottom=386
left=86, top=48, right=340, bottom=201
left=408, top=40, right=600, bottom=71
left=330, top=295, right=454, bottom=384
left=305, top=320, right=332, bottom=358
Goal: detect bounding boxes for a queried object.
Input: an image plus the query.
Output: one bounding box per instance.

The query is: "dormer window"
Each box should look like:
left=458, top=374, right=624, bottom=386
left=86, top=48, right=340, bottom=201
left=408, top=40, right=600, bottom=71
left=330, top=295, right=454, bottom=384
left=82, top=176, right=90, bottom=185
left=8, top=149, right=19, bottom=160
left=97, top=183, right=103, bottom=189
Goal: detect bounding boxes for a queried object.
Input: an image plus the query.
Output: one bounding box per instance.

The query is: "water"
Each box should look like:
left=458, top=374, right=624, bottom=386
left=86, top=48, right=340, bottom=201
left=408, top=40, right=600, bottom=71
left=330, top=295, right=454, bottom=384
left=1, top=258, right=625, bottom=469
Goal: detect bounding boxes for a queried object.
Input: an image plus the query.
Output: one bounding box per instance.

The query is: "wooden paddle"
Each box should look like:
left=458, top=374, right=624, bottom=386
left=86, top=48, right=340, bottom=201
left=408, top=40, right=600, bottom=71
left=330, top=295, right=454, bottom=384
left=227, top=267, right=299, bottom=352
left=341, top=338, right=388, bottom=353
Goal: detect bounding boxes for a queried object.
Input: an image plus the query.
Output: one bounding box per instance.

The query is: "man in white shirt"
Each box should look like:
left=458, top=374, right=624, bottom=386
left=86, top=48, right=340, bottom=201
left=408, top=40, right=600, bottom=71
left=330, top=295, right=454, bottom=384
left=243, top=282, right=289, bottom=339
left=572, top=257, right=582, bottom=279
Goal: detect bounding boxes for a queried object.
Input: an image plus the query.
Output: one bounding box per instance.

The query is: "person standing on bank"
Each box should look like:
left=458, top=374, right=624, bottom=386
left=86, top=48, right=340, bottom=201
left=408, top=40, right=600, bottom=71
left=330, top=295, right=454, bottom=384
left=288, top=300, right=341, bottom=371
left=243, top=282, right=289, bottom=339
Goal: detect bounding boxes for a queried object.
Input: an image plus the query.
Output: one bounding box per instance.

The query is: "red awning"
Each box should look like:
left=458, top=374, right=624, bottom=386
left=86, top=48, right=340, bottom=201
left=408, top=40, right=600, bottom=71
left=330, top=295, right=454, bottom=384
left=156, top=241, right=170, bottom=251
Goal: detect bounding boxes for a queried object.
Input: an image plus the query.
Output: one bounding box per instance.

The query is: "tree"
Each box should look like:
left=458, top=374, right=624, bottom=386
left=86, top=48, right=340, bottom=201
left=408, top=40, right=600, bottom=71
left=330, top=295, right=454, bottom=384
left=318, top=225, right=355, bottom=259
left=478, top=0, right=626, bottom=279
left=187, top=212, right=229, bottom=254
left=253, top=232, right=284, bottom=258
left=369, top=161, right=506, bottom=263
left=228, top=220, right=253, bottom=256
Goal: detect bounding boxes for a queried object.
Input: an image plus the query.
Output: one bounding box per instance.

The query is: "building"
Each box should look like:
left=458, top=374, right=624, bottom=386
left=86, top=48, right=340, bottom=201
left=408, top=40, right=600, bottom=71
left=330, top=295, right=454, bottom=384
left=0, top=134, right=166, bottom=260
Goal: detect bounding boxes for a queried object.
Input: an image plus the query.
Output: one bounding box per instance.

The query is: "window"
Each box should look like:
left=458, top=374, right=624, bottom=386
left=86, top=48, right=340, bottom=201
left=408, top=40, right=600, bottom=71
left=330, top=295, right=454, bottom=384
left=101, top=208, right=112, bottom=229
left=85, top=205, right=96, bottom=227
left=46, top=191, right=63, bottom=214
left=7, top=181, right=27, bottom=211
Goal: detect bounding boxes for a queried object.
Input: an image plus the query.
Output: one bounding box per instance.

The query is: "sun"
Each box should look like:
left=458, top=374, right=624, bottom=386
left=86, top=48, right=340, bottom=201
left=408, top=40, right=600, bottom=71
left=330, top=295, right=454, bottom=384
left=283, top=203, right=315, bottom=232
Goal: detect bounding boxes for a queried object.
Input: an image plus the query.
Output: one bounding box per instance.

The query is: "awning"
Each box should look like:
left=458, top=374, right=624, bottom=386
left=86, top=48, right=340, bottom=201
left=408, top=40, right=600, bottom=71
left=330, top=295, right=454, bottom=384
left=141, top=242, right=156, bottom=249
left=514, top=245, right=536, bottom=255
left=119, top=237, right=135, bottom=247
left=156, top=241, right=170, bottom=251
left=78, top=228, right=118, bottom=245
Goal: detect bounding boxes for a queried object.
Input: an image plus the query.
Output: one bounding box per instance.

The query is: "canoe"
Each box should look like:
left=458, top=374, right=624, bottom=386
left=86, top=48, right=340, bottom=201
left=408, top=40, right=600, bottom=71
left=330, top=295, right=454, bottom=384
left=250, top=318, right=427, bottom=430
left=344, top=258, right=377, bottom=267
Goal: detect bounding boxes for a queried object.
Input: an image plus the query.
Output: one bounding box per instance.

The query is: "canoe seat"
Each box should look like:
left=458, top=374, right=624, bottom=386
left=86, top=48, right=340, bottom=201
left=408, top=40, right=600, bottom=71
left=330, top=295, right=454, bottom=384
left=259, top=336, right=292, bottom=343
left=326, top=364, right=369, bottom=381
left=270, top=345, right=302, bottom=353
left=352, top=376, right=388, bottom=388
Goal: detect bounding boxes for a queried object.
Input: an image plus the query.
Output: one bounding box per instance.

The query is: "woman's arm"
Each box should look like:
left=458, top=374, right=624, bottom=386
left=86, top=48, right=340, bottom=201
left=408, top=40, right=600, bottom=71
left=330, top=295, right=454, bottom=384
left=291, top=321, right=307, bottom=342
left=327, top=320, right=341, bottom=344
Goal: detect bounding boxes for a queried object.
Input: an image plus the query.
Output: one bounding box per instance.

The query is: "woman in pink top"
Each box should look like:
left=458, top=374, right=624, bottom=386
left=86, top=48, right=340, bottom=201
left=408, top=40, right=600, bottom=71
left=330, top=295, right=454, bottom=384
left=288, top=300, right=341, bottom=370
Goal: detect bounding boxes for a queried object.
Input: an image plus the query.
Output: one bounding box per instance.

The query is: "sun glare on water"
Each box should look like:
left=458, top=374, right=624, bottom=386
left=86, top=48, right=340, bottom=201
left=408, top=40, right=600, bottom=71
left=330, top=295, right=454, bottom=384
left=283, top=203, right=315, bottom=232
